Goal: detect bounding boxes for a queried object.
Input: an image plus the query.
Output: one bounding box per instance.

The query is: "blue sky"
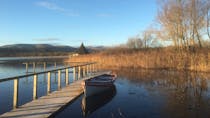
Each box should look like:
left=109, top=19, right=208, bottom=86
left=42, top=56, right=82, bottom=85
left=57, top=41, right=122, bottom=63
left=0, top=0, right=157, bottom=47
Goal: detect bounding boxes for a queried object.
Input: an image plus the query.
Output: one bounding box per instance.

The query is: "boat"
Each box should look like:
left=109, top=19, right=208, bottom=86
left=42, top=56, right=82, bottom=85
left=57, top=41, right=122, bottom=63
left=81, top=73, right=116, bottom=97
left=81, top=85, right=116, bottom=116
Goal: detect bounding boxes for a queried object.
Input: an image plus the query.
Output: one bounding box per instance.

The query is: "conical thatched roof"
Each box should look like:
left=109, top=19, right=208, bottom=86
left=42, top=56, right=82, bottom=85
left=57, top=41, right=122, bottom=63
left=78, top=43, right=88, bottom=54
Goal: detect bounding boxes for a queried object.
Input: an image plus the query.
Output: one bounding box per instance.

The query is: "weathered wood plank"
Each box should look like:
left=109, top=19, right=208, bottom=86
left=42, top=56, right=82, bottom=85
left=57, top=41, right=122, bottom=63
left=0, top=71, right=109, bottom=118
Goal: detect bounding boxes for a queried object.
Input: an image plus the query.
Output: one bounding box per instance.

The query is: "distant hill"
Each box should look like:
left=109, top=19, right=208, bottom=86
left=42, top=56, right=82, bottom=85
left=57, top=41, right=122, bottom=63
left=87, top=46, right=107, bottom=52
left=0, top=44, right=77, bottom=57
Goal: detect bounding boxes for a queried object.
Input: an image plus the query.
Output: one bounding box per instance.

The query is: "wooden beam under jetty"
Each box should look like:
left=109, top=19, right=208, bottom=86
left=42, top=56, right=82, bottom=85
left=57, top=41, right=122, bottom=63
left=0, top=71, right=109, bottom=118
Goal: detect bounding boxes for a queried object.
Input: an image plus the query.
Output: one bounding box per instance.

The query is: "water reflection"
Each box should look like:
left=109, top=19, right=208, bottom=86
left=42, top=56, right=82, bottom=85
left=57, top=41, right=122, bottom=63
left=114, top=69, right=210, bottom=118
left=55, top=68, right=210, bottom=118
left=81, top=85, right=116, bottom=117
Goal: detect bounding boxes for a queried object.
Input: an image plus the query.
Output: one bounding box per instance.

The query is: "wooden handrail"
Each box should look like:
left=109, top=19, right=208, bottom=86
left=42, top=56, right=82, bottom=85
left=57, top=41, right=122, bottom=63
left=0, top=62, right=96, bottom=83
left=1, top=62, right=97, bottom=108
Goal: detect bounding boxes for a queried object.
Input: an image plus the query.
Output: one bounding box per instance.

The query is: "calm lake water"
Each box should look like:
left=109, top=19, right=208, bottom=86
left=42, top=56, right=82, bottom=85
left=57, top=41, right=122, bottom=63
left=56, top=69, right=210, bottom=118
left=0, top=58, right=210, bottom=118
left=0, top=57, right=70, bottom=114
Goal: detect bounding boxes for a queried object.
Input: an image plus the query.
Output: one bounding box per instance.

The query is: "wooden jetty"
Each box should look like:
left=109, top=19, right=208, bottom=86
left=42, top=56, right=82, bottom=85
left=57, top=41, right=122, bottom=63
left=0, top=62, right=103, bottom=118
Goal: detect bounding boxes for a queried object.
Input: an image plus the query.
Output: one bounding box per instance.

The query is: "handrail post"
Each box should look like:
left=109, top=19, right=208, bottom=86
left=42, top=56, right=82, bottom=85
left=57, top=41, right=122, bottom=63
left=43, top=62, right=46, bottom=71
left=83, top=66, right=86, bottom=77
left=47, top=72, right=51, bottom=94
left=65, top=68, right=69, bottom=85
left=58, top=70, right=61, bottom=90
left=33, top=62, right=36, bottom=73
left=13, top=78, right=19, bottom=109
left=93, top=64, right=95, bottom=73
left=87, top=65, right=89, bottom=76
left=54, top=62, right=57, bottom=69
left=25, top=63, right=28, bottom=73
left=85, top=65, right=88, bottom=76
left=89, top=64, right=91, bottom=75
left=78, top=66, right=81, bottom=79
left=73, top=67, right=76, bottom=81
left=90, top=64, right=92, bottom=75
left=95, top=63, right=97, bottom=72
left=33, top=74, right=37, bottom=100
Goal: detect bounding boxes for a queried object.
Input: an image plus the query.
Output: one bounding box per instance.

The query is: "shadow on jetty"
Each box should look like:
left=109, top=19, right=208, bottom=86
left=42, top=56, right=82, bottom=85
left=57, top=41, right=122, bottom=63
left=81, top=85, right=116, bottom=117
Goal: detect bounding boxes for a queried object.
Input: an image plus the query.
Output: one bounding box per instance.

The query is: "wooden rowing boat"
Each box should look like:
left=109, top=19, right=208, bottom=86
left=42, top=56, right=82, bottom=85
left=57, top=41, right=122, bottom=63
left=82, top=73, right=116, bottom=97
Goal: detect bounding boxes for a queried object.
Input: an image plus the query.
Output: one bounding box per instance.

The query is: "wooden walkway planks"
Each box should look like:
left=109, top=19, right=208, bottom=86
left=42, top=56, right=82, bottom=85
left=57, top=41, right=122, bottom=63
left=0, top=72, right=109, bottom=118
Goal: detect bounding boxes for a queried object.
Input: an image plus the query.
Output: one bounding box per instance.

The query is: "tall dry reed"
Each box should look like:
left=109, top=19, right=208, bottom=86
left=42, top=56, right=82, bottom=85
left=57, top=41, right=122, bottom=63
left=67, top=48, right=210, bottom=72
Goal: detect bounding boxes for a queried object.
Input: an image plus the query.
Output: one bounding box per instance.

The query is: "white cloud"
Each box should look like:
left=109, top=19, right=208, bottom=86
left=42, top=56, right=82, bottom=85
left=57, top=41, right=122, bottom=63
left=36, top=1, right=63, bottom=11
left=36, top=1, right=79, bottom=16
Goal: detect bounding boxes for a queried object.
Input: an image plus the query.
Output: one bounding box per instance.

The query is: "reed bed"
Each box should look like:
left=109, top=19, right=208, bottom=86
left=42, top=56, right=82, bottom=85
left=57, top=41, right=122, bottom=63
left=67, top=48, right=210, bottom=72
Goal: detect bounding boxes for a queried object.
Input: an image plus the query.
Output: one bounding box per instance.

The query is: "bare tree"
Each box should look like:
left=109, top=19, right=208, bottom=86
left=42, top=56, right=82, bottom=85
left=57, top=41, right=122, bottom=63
left=204, top=0, right=210, bottom=40
left=142, top=30, right=152, bottom=48
left=157, top=0, right=187, bottom=49
left=141, top=26, right=160, bottom=48
left=188, top=0, right=206, bottom=48
left=157, top=0, right=206, bottom=49
left=126, top=37, right=143, bottom=49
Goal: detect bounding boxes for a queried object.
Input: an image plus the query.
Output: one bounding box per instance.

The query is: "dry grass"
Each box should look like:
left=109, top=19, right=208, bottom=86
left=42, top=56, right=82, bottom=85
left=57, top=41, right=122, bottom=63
left=67, top=48, right=210, bottom=72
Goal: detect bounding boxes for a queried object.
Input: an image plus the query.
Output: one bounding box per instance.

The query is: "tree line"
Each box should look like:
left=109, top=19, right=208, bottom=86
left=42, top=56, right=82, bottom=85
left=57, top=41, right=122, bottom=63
left=124, top=0, right=210, bottom=50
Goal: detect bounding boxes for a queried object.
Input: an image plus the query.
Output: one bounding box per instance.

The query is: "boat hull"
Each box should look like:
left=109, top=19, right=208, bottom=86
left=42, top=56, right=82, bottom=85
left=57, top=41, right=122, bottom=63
left=82, top=74, right=116, bottom=97
left=83, top=84, right=114, bottom=97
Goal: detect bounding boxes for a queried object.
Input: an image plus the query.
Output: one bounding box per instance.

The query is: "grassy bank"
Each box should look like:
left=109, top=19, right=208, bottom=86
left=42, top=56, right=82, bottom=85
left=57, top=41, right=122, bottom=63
left=68, top=48, right=210, bottom=72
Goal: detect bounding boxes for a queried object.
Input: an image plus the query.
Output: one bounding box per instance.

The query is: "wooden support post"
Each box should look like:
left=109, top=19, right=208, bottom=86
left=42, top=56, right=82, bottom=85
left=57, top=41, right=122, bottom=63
left=13, top=78, right=19, bottom=109
left=87, top=65, right=89, bottom=76
left=58, top=70, right=61, bottom=90
left=92, top=64, right=95, bottom=73
left=85, top=66, right=87, bottom=76
left=25, top=63, right=28, bottom=73
left=78, top=66, right=81, bottom=79
left=54, top=62, right=57, bottom=69
left=73, top=67, right=76, bottom=81
left=90, top=64, right=92, bottom=75
left=33, top=74, right=37, bottom=100
left=65, top=68, right=69, bottom=85
left=95, top=64, right=97, bottom=72
left=47, top=72, right=51, bottom=94
left=83, top=66, right=86, bottom=77
left=43, top=62, right=46, bottom=71
left=33, top=62, right=36, bottom=73
left=91, top=64, right=94, bottom=75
